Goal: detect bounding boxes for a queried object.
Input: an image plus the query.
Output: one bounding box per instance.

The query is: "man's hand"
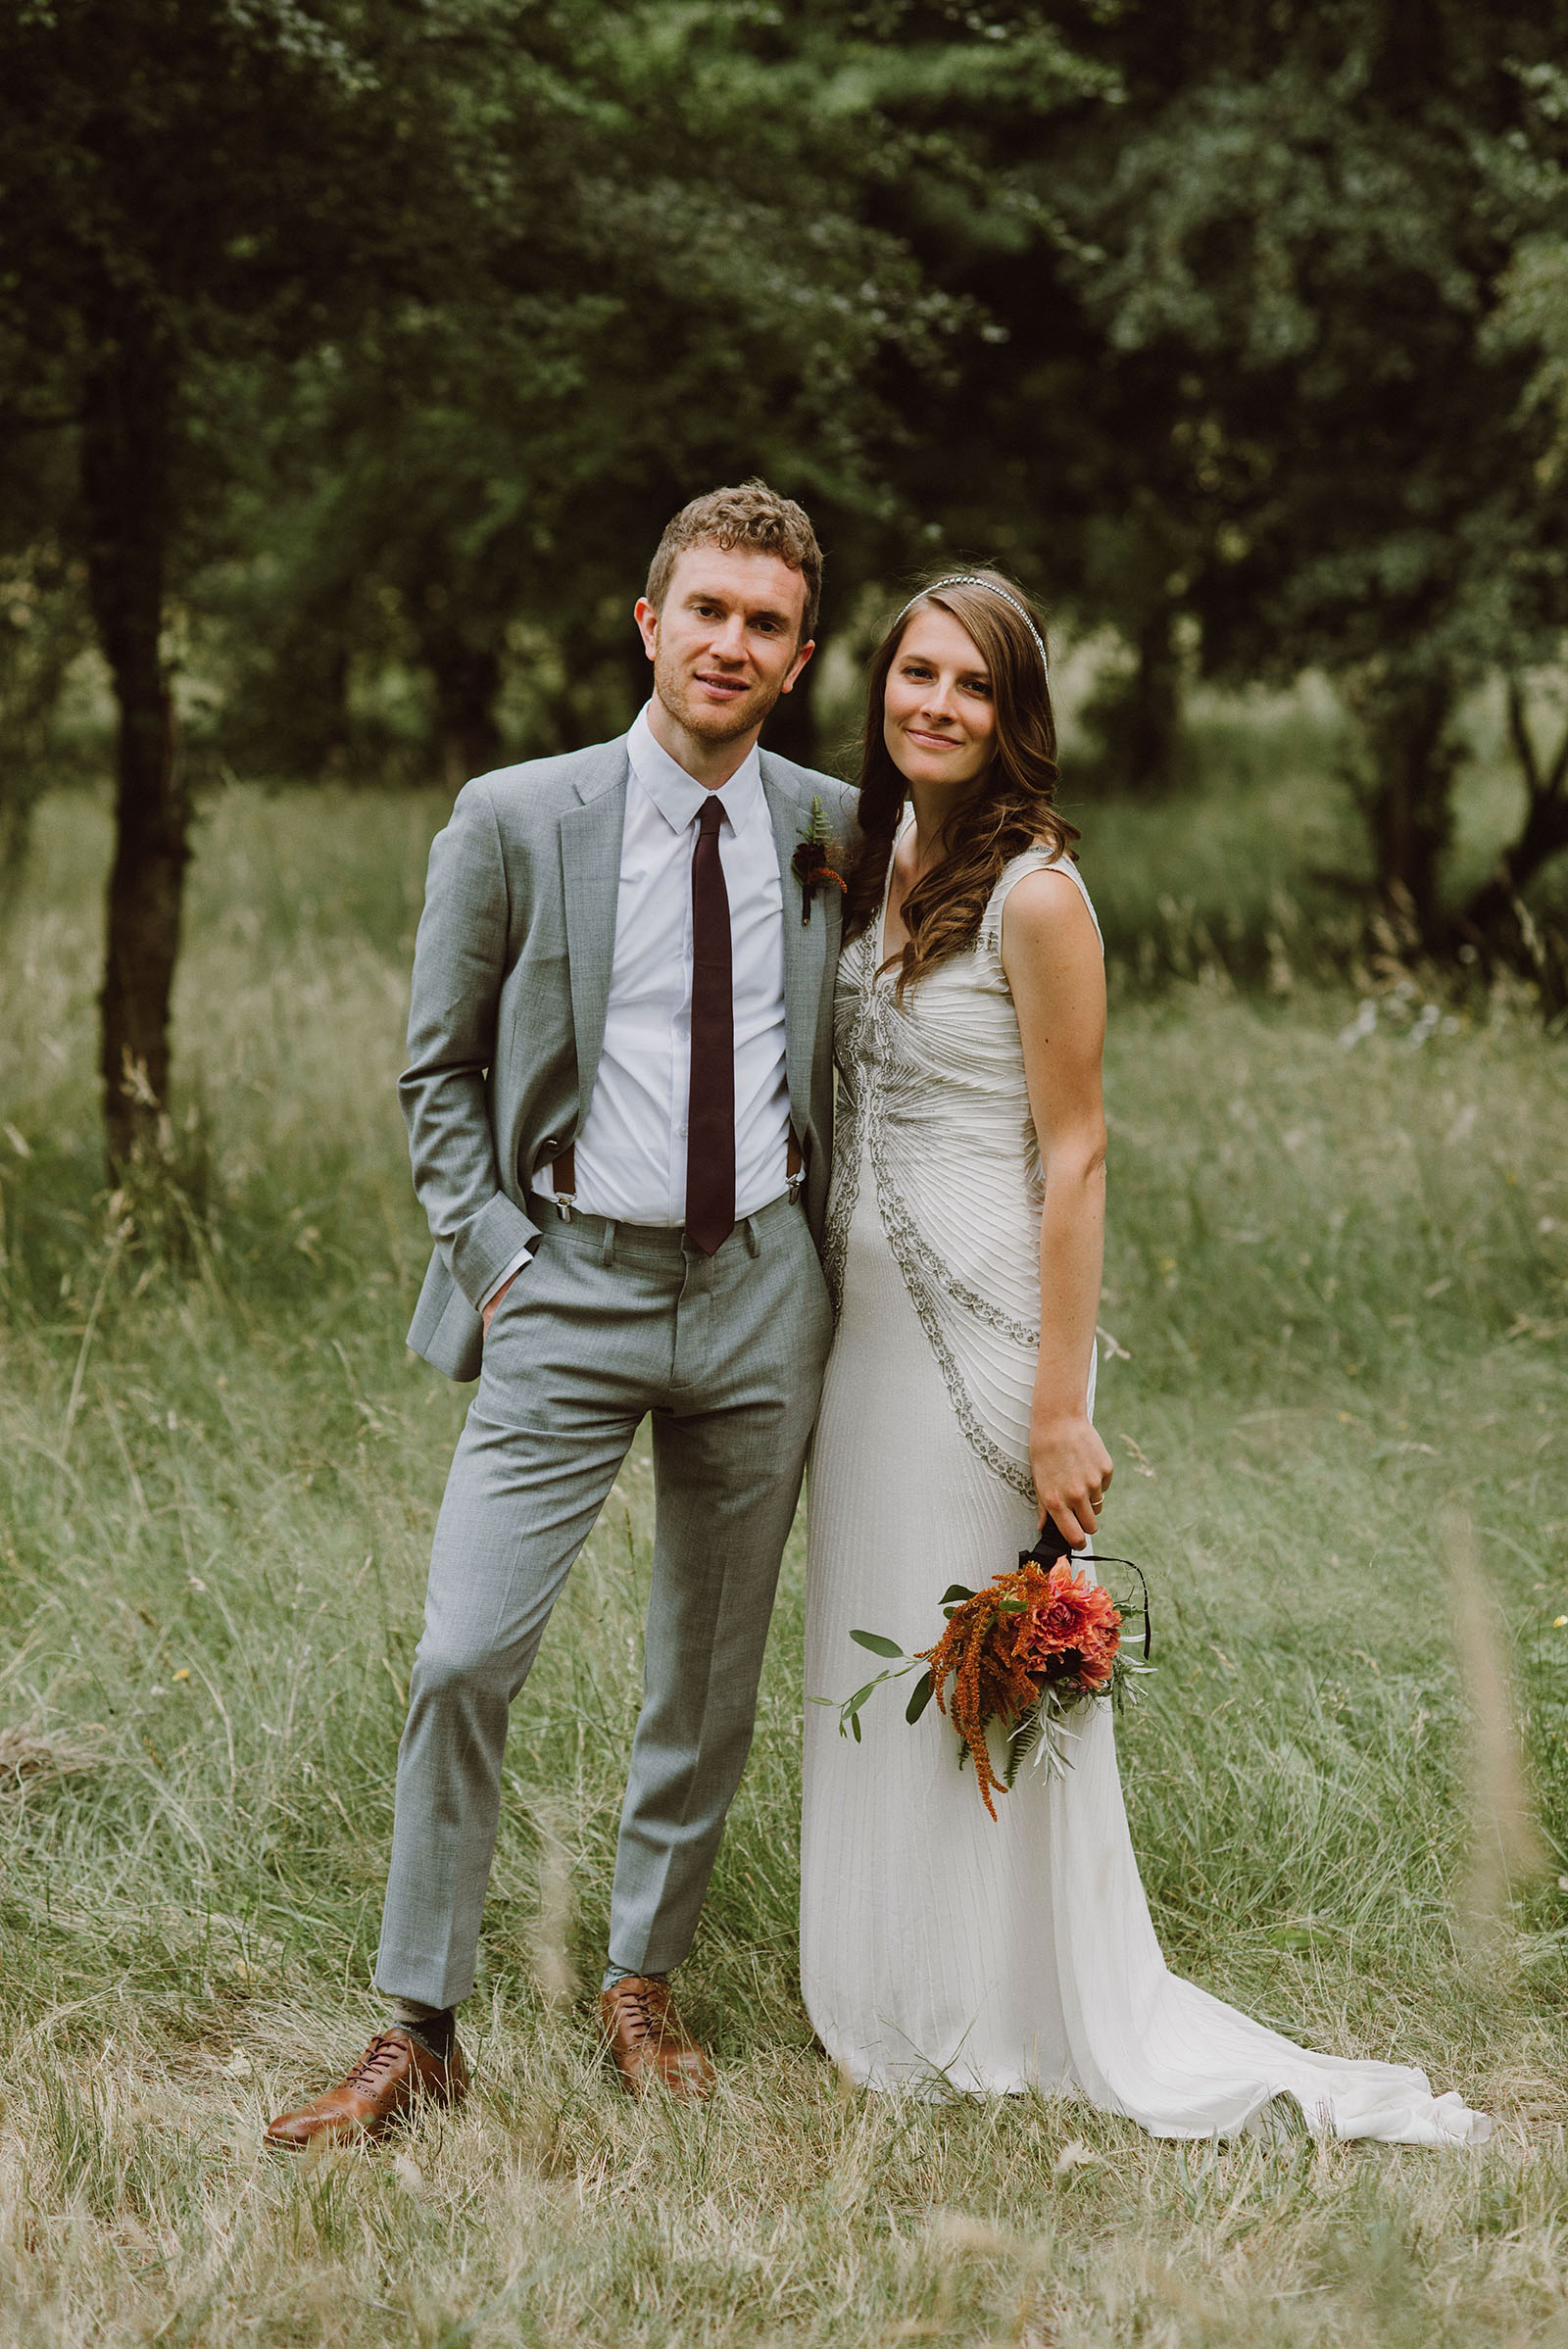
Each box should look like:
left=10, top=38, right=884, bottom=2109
left=481, top=1269, right=519, bottom=1336
left=1030, top=1412, right=1113, bottom=1550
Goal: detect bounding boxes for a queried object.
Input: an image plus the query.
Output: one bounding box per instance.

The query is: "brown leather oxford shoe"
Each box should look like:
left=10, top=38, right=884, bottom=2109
left=264, top=2027, right=467, bottom=2151
left=599, top=1977, right=715, bottom=2100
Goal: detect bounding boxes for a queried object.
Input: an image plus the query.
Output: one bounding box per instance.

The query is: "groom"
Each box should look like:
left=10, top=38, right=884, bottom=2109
left=267, top=482, right=856, bottom=2147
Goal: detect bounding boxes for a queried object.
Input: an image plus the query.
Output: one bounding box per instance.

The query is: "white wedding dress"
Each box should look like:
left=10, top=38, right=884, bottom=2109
left=799, top=838, right=1490, bottom=2144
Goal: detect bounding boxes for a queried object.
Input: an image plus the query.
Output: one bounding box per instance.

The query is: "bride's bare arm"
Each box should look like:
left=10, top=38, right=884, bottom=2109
left=1001, top=867, right=1113, bottom=1547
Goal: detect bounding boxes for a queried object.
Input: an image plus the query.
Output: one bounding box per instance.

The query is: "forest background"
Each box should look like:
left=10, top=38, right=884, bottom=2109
left=4, top=6, right=1568, bottom=2347
left=7, top=0, right=1568, bottom=1156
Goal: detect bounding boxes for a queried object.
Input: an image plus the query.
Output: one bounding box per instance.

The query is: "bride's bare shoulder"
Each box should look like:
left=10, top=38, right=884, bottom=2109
left=997, top=856, right=1100, bottom=959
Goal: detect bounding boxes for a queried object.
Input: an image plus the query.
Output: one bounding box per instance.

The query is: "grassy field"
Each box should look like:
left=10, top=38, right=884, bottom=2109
left=1, top=769, right=1567, bottom=2347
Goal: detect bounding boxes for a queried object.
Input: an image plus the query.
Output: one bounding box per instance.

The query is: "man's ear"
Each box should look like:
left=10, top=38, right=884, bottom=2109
left=633, top=597, right=659, bottom=661
left=780, top=638, right=816, bottom=695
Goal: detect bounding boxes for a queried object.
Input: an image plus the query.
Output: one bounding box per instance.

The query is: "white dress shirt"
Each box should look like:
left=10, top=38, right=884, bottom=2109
left=481, top=706, right=791, bottom=1303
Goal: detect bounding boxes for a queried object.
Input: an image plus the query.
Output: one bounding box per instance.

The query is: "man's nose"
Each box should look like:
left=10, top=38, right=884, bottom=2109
left=710, top=612, right=749, bottom=662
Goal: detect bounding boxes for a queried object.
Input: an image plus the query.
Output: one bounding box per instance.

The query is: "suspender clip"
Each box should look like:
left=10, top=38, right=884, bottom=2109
left=551, top=1143, right=577, bottom=1220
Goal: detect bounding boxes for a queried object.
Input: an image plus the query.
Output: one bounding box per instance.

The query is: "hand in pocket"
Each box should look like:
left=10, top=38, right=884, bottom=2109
left=482, top=1268, right=522, bottom=1336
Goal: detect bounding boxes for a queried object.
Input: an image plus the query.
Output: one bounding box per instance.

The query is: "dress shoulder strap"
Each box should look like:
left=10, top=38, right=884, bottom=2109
left=979, top=847, right=1102, bottom=960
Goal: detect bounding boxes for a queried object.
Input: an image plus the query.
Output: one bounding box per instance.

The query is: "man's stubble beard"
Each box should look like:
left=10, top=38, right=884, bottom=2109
left=654, top=649, right=784, bottom=746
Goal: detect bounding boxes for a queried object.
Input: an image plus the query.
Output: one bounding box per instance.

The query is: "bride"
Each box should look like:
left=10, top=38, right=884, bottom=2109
left=799, top=569, right=1489, bottom=2144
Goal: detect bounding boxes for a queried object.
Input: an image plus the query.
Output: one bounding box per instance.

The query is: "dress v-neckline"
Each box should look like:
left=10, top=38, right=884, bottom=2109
left=876, top=811, right=918, bottom=977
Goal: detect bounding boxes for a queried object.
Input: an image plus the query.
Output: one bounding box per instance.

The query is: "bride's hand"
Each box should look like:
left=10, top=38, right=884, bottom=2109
left=1030, top=1413, right=1113, bottom=1549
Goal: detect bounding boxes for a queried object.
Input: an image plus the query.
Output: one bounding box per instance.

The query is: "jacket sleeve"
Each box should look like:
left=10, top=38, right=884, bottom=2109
left=398, top=778, right=540, bottom=1307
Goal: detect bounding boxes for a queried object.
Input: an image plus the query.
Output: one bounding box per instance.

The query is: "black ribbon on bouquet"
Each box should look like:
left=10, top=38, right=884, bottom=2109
left=1023, top=1515, right=1153, bottom=1663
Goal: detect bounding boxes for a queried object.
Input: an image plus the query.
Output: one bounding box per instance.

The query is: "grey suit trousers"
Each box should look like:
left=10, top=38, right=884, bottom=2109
left=375, top=1192, right=833, bottom=2009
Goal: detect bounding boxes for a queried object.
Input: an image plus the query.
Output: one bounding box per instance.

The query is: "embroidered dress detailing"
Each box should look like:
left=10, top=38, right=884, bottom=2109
left=821, top=987, right=863, bottom=1316
left=824, top=842, right=1097, bottom=1497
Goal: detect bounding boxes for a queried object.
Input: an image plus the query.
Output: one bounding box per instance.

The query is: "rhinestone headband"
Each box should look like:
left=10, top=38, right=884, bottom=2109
left=895, top=574, right=1050, bottom=675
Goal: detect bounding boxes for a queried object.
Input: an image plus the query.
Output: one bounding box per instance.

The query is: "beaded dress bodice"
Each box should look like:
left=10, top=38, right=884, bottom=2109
left=823, top=842, right=1101, bottom=1500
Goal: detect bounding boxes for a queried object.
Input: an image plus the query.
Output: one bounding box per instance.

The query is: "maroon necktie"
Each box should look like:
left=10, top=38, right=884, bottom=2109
left=685, top=795, right=735, bottom=1254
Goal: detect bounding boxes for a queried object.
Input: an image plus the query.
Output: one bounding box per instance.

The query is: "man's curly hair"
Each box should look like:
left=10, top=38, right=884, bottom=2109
left=646, top=479, right=822, bottom=641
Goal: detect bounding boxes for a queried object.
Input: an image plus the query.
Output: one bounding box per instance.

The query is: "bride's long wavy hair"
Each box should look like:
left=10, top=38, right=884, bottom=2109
left=844, top=569, right=1077, bottom=998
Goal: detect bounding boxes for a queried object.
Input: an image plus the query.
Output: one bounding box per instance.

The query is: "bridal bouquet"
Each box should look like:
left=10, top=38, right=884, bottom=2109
left=834, top=1522, right=1152, bottom=1818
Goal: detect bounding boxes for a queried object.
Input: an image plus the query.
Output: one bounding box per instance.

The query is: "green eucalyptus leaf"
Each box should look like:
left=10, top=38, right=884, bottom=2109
left=906, top=1671, right=934, bottom=1724
left=850, top=1630, right=905, bottom=1658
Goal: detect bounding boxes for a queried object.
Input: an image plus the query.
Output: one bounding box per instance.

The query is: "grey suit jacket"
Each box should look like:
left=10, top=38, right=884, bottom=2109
left=400, top=734, right=858, bottom=1382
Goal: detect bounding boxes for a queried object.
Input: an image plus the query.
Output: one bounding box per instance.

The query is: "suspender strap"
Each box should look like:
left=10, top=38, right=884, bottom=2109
left=549, top=1131, right=803, bottom=1221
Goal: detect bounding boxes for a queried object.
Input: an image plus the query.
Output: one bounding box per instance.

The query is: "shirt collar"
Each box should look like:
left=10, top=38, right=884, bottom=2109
left=627, top=703, right=762, bottom=835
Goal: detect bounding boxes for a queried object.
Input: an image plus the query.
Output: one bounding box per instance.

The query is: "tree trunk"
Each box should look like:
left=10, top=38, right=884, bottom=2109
left=1125, top=603, right=1181, bottom=795
left=81, top=305, right=189, bottom=1174
left=427, top=637, right=502, bottom=792
left=1461, top=797, right=1568, bottom=944
left=1082, top=600, right=1183, bottom=800
left=1355, top=667, right=1459, bottom=943
left=0, top=790, right=33, bottom=912
left=1459, top=679, right=1568, bottom=948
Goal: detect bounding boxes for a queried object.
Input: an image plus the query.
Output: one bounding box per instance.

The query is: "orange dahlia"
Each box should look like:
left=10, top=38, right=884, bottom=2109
left=1010, top=1563, right=1122, bottom=1689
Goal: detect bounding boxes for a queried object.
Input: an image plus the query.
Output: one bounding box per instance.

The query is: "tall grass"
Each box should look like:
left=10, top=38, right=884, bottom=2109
left=1074, top=674, right=1568, bottom=992
left=1, top=784, right=1566, bottom=2347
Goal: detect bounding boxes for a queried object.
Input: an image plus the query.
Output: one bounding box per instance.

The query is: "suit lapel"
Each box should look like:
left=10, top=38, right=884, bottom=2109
left=560, top=742, right=630, bottom=1114
left=761, top=756, right=829, bottom=1134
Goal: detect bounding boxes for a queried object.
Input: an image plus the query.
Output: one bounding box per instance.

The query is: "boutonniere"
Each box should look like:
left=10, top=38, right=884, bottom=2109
left=792, top=796, right=848, bottom=926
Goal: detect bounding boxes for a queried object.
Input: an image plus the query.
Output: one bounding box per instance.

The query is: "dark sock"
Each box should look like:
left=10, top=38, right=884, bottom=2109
left=398, top=2007, right=456, bottom=2062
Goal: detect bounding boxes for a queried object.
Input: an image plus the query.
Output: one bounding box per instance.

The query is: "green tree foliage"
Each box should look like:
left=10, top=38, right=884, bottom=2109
left=825, top=4, right=1568, bottom=925
left=0, top=0, right=646, bottom=1168
left=9, top=0, right=1568, bottom=1168
left=210, top=4, right=1110, bottom=788
left=1052, top=3, right=1568, bottom=936
left=1, top=3, right=1109, bottom=1179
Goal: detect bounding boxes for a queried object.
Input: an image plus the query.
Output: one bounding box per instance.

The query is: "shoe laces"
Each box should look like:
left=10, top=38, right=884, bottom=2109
left=612, top=1982, right=669, bottom=2046
left=345, top=2031, right=414, bottom=2090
